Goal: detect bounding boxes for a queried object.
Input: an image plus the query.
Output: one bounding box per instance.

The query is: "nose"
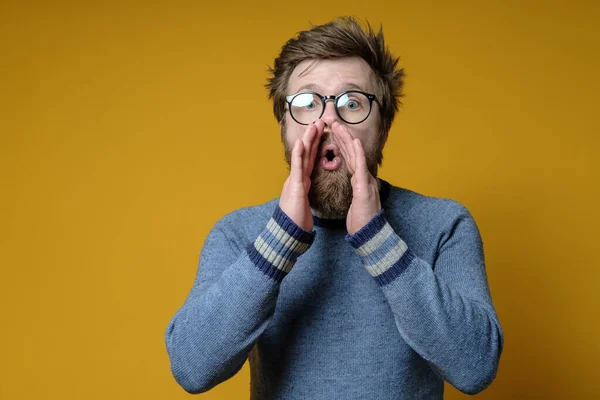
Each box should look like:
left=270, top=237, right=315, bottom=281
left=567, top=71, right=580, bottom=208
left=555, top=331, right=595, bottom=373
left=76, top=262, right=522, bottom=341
left=320, top=99, right=340, bottom=127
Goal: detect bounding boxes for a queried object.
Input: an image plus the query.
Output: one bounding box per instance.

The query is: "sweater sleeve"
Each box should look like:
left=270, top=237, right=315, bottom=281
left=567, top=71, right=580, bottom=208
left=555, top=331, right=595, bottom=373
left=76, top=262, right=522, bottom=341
left=346, top=207, right=504, bottom=395
left=165, top=206, right=314, bottom=394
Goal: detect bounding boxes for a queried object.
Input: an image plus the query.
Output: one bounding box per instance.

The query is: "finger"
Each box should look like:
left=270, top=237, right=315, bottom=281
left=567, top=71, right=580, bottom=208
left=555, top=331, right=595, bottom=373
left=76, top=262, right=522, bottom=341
left=353, top=139, right=380, bottom=205
left=301, top=123, right=317, bottom=173
left=307, top=120, right=325, bottom=176
left=332, top=130, right=354, bottom=175
left=335, top=122, right=356, bottom=170
left=290, top=139, right=305, bottom=184
left=353, top=138, right=369, bottom=180
left=333, top=122, right=356, bottom=174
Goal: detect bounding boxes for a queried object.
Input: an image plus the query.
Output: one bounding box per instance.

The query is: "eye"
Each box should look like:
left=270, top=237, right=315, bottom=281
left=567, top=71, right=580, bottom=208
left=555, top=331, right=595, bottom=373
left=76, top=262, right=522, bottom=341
left=290, top=93, right=320, bottom=110
left=337, top=93, right=363, bottom=111
left=346, top=100, right=359, bottom=110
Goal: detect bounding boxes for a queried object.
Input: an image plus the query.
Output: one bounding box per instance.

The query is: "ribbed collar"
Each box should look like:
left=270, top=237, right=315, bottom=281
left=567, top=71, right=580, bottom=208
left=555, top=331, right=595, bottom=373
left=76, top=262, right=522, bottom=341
left=312, top=179, right=391, bottom=229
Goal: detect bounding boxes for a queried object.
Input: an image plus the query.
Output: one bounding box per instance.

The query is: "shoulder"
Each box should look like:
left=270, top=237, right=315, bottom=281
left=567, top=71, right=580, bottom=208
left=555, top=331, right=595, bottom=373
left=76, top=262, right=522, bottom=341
left=211, top=198, right=280, bottom=244
left=382, top=181, right=477, bottom=242
left=385, top=184, right=471, bottom=221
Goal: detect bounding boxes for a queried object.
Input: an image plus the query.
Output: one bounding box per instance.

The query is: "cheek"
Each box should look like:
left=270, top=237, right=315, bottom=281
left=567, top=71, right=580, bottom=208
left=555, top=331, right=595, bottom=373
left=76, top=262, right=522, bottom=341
left=350, top=124, right=378, bottom=150
left=284, top=115, right=305, bottom=147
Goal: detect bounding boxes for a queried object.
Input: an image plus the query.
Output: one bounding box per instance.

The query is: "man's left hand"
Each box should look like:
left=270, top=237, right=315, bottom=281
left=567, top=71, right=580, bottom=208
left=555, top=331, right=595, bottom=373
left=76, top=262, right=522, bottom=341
left=332, top=121, right=381, bottom=235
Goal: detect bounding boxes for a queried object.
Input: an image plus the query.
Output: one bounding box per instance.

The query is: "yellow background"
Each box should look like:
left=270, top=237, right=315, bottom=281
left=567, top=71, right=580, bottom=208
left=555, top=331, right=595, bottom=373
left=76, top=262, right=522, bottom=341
left=1, top=1, right=599, bottom=399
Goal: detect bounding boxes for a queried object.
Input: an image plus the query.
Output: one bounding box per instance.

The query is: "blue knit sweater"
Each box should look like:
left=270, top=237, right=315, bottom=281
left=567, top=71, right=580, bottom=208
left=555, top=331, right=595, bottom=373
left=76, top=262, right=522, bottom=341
left=165, top=180, right=504, bottom=399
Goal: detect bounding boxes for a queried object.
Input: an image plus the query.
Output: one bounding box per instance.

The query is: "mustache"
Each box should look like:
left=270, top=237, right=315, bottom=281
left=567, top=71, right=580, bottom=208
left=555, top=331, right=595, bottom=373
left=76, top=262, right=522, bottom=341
left=317, top=132, right=334, bottom=149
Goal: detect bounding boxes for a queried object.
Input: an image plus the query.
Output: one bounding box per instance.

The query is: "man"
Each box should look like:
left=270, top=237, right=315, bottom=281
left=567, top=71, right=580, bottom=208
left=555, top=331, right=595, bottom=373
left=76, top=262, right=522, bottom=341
left=165, top=17, right=503, bottom=399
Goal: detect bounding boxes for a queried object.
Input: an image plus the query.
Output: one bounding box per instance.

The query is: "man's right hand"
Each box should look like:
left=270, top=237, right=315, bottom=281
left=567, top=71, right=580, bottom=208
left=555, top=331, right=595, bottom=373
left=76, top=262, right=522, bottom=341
left=279, top=120, right=325, bottom=231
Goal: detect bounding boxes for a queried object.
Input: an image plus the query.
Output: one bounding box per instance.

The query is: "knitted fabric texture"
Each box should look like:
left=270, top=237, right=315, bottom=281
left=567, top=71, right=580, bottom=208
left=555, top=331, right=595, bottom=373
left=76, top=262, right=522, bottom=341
left=165, top=181, right=504, bottom=399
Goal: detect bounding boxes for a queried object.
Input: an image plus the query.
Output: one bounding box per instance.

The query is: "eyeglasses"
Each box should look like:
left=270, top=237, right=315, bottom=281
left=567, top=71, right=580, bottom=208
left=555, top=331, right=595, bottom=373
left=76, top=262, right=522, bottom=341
left=285, top=90, right=378, bottom=125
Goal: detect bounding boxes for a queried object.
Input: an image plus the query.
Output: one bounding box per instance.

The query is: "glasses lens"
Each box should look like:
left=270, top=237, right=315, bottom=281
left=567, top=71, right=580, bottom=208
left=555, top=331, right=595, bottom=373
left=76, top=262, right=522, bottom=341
left=336, top=92, right=371, bottom=124
left=289, top=93, right=323, bottom=124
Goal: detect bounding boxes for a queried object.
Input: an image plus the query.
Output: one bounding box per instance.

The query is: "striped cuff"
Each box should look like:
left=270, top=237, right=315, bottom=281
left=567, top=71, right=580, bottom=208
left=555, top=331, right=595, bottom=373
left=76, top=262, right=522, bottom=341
left=346, top=210, right=415, bottom=286
left=246, top=206, right=315, bottom=282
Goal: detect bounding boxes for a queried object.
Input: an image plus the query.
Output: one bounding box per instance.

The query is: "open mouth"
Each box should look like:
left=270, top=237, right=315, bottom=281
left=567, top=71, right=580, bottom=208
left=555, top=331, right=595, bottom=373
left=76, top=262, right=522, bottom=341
left=319, top=144, right=341, bottom=171
left=325, top=149, right=335, bottom=162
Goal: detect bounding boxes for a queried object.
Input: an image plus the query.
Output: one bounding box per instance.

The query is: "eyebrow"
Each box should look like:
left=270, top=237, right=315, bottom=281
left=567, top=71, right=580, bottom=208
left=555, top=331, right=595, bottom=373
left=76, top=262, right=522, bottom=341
left=294, top=82, right=368, bottom=94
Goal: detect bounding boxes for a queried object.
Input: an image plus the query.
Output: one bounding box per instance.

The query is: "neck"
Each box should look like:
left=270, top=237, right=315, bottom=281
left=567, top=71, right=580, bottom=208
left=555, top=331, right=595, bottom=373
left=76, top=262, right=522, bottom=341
left=311, top=178, right=390, bottom=229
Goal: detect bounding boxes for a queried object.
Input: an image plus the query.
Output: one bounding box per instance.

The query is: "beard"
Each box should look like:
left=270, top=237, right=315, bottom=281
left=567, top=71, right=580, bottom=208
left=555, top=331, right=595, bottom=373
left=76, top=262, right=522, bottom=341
left=284, top=132, right=382, bottom=217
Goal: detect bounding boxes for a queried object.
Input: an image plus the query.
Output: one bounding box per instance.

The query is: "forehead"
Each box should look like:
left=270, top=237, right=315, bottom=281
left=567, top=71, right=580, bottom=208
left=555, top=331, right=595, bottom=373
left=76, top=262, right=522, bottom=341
left=287, top=57, right=376, bottom=94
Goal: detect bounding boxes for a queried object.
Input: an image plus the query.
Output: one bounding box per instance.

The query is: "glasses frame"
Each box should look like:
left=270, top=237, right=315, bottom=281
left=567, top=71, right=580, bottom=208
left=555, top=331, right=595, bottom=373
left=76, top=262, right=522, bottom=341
left=285, top=90, right=378, bottom=126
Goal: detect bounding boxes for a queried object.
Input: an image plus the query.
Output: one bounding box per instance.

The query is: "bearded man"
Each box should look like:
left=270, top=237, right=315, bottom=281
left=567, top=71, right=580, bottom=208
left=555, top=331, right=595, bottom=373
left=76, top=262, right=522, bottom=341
left=165, top=17, right=503, bottom=399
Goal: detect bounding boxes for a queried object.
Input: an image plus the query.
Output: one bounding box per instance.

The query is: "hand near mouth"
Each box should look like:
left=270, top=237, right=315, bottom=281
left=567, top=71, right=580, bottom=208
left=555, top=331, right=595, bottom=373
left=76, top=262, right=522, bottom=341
left=279, top=120, right=325, bottom=231
left=332, top=121, right=381, bottom=235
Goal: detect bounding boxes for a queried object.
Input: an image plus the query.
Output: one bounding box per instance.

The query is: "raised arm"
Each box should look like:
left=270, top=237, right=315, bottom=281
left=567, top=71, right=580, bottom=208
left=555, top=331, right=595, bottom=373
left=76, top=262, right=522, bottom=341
left=346, top=206, right=503, bottom=394
left=333, top=121, right=503, bottom=394
left=165, top=121, right=324, bottom=393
